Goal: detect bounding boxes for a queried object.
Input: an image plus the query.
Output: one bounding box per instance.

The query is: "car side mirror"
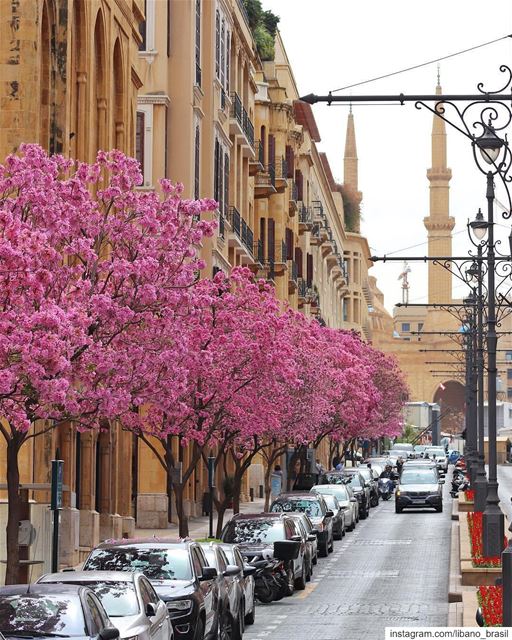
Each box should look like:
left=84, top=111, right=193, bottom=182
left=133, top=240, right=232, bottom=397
left=99, top=629, right=120, bottom=640
left=307, top=534, right=317, bottom=542
left=199, top=566, right=218, bottom=581
left=325, top=510, right=334, bottom=518
left=290, top=534, right=302, bottom=542
left=145, top=602, right=157, bottom=617
left=310, top=527, right=319, bottom=534
left=223, top=565, right=241, bottom=577
left=439, top=479, right=445, bottom=484
left=243, top=564, right=256, bottom=577
left=350, top=497, right=357, bottom=503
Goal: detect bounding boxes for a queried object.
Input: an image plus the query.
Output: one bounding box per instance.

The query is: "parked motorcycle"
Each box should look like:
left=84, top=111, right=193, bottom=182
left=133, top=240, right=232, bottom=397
left=450, top=469, right=470, bottom=497
left=250, top=558, right=286, bottom=603
left=378, top=477, right=394, bottom=501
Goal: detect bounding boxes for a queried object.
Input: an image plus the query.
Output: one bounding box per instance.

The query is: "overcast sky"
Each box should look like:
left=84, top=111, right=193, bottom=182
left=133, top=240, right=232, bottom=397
left=264, top=0, right=512, bottom=312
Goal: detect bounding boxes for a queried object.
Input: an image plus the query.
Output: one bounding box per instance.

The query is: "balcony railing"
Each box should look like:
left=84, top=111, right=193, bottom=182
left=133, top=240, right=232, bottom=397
left=254, top=239, right=264, bottom=264
left=228, top=206, right=241, bottom=236
left=276, top=157, right=287, bottom=181
left=299, top=205, right=312, bottom=224
left=230, top=92, right=254, bottom=146
left=228, top=206, right=254, bottom=256
left=221, top=88, right=227, bottom=110
left=241, top=219, right=254, bottom=255
left=254, top=141, right=264, bottom=165
left=219, top=213, right=225, bottom=239
left=290, top=181, right=298, bottom=202
left=268, top=163, right=275, bottom=187
left=195, top=63, right=202, bottom=87
left=298, top=277, right=307, bottom=298
left=312, top=200, right=324, bottom=216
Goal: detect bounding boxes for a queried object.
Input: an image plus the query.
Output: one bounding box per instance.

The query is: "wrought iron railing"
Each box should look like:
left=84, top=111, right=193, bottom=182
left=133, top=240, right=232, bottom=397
left=288, top=260, right=298, bottom=283
left=218, top=213, right=225, bottom=239
left=299, top=205, right=312, bottom=224
left=230, top=92, right=254, bottom=146
left=228, top=206, right=241, bottom=236
left=290, top=181, right=298, bottom=202
left=195, top=63, right=202, bottom=87
left=221, top=88, right=227, bottom=110
left=241, top=219, right=253, bottom=255
left=254, top=239, right=264, bottom=264
left=254, top=141, right=264, bottom=165
left=298, top=277, right=307, bottom=298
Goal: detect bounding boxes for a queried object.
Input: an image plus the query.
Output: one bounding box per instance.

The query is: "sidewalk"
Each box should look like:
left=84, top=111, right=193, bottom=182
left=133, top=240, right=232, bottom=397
left=135, top=497, right=266, bottom=540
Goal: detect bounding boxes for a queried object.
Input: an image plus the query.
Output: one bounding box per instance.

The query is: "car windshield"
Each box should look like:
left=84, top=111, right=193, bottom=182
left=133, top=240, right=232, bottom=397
left=222, top=520, right=286, bottom=544
left=323, top=473, right=345, bottom=485
left=344, top=474, right=362, bottom=488
left=425, top=449, right=445, bottom=457
left=84, top=548, right=193, bottom=581
left=0, top=594, right=86, bottom=636
left=312, top=485, right=348, bottom=501
left=58, top=582, right=139, bottom=617
left=400, top=471, right=438, bottom=485
left=322, top=495, right=337, bottom=510
left=271, top=499, right=322, bottom=517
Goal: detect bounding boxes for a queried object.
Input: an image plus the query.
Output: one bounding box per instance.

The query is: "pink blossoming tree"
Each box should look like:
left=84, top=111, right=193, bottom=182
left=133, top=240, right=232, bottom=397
left=0, top=144, right=216, bottom=583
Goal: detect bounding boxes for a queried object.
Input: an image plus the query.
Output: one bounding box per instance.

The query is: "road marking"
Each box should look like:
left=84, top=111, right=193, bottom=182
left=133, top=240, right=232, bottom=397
left=297, top=582, right=319, bottom=599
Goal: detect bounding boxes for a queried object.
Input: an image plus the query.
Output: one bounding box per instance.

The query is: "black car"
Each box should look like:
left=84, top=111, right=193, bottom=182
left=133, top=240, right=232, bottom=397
left=83, top=539, right=218, bottom=640
left=358, top=467, right=380, bottom=507
left=269, top=492, right=334, bottom=557
left=0, top=583, right=119, bottom=640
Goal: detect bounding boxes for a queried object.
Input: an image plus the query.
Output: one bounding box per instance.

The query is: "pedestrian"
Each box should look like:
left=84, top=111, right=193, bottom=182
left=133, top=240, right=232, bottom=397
left=315, top=458, right=325, bottom=474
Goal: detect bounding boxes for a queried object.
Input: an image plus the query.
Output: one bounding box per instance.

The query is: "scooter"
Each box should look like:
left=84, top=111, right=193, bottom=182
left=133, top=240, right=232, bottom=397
left=250, top=558, right=286, bottom=603
left=378, top=477, right=394, bottom=501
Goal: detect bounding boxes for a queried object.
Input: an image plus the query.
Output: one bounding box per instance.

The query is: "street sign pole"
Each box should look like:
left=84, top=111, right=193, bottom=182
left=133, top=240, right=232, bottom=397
left=208, top=456, right=215, bottom=539
left=50, top=459, right=63, bottom=573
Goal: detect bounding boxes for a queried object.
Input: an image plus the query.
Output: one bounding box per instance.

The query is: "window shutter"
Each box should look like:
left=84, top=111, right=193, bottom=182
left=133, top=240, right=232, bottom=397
left=295, top=247, right=303, bottom=277
left=295, top=169, right=303, bottom=201
left=215, top=11, right=220, bottom=78
left=306, top=253, right=313, bottom=286
left=268, top=218, right=275, bottom=261
left=268, top=134, right=275, bottom=166
left=226, top=35, right=230, bottom=93
left=136, top=112, right=145, bottom=174
left=286, top=228, right=293, bottom=260
left=220, top=20, right=225, bottom=87
left=195, top=0, right=201, bottom=85
left=259, top=217, right=266, bottom=258
left=286, top=145, right=294, bottom=178
left=223, top=152, right=229, bottom=216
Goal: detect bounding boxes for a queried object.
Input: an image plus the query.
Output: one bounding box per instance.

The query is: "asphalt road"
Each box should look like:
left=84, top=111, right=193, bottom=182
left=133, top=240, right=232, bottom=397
left=244, top=484, right=452, bottom=640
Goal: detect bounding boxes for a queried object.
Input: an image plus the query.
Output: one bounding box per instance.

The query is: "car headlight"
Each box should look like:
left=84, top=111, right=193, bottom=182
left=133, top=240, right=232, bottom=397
left=396, top=490, right=401, bottom=496
left=167, top=599, right=193, bottom=613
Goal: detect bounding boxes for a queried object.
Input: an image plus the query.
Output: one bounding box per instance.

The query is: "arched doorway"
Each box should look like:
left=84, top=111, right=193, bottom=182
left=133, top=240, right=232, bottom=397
left=433, top=380, right=465, bottom=435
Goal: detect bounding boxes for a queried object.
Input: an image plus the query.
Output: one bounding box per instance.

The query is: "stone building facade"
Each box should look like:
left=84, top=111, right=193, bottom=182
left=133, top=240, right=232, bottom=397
left=0, top=0, right=377, bottom=571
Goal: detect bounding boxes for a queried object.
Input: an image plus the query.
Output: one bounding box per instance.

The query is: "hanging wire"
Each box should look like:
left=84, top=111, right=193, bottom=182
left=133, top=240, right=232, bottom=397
left=330, top=34, right=512, bottom=93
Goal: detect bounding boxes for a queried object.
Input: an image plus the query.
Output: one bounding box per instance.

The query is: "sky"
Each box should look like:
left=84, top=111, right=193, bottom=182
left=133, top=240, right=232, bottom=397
left=263, top=0, right=512, bottom=312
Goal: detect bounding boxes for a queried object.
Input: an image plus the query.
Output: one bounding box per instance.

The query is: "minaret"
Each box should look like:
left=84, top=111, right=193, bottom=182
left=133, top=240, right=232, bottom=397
left=423, top=75, right=455, bottom=304
left=343, top=107, right=362, bottom=232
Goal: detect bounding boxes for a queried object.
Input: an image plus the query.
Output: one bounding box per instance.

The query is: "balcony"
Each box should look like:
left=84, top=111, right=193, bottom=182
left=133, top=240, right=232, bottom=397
left=227, top=206, right=255, bottom=264
left=288, top=260, right=298, bottom=293
left=312, top=200, right=324, bottom=221
left=249, top=141, right=265, bottom=176
left=254, top=239, right=264, bottom=265
left=275, top=157, right=288, bottom=193
left=298, top=204, right=313, bottom=233
left=288, top=180, right=298, bottom=216
left=230, top=92, right=254, bottom=155
left=255, top=163, right=277, bottom=198
left=218, top=213, right=225, bottom=239
left=195, top=63, right=202, bottom=88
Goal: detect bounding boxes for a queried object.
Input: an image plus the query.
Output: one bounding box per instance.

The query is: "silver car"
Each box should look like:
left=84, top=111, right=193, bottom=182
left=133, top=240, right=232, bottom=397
left=310, top=484, right=358, bottom=530
left=219, top=543, right=256, bottom=627
left=37, top=571, right=173, bottom=640
left=395, top=468, right=444, bottom=513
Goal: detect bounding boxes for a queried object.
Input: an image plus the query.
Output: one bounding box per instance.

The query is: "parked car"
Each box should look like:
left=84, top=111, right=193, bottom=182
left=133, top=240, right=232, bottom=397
left=318, top=493, right=345, bottom=539
left=340, top=470, right=371, bottom=519
left=414, top=444, right=428, bottom=458
left=220, top=512, right=306, bottom=595
left=395, top=467, right=444, bottom=513
left=269, top=492, right=334, bottom=557
left=402, top=458, right=439, bottom=477
left=357, top=467, right=379, bottom=507
left=287, top=512, right=316, bottom=577
left=219, top=543, right=256, bottom=626
left=286, top=511, right=318, bottom=565
left=424, top=446, right=449, bottom=474
left=0, top=583, right=119, bottom=640
left=390, top=443, right=415, bottom=459
left=37, top=571, right=173, bottom=640
left=199, top=543, right=243, bottom=640
left=83, top=539, right=219, bottom=640
left=310, top=483, right=358, bottom=530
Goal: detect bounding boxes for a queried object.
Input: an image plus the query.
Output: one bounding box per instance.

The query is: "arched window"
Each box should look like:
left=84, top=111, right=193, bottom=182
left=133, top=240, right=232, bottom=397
left=113, top=39, right=125, bottom=151
left=93, top=11, right=107, bottom=156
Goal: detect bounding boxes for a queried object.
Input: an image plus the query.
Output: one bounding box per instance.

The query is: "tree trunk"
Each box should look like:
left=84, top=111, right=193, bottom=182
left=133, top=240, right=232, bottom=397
left=215, top=501, right=228, bottom=539
left=264, top=463, right=273, bottom=511
left=232, top=475, right=242, bottom=514
left=166, top=467, right=173, bottom=525
left=5, top=435, right=22, bottom=585
left=173, top=483, right=188, bottom=538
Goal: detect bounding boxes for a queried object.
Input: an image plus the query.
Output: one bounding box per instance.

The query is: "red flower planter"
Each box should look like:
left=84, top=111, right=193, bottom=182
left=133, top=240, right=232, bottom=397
left=478, top=585, right=502, bottom=626
left=467, top=512, right=506, bottom=568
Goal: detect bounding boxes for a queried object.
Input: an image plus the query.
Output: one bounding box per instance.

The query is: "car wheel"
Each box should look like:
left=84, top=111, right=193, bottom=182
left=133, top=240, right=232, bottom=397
left=395, top=504, right=403, bottom=514
left=294, top=562, right=306, bottom=590
left=328, top=535, right=334, bottom=553
left=306, top=559, right=312, bottom=582
left=319, top=539, right=328, bottom=557
left=312, top=552, right=318, bottom=565
left=231, top=611, right=243, bottom=640
left=220, top=610, right=233, bottom=640
left=360, top=506, right=367, bottom=520
left=436, top=504, right=443, bottom=513
left=334, top=524, right=343, bottom=541
left=244, top=600, right=255, bottom=626
left=193, top=617, right=205, bottom=640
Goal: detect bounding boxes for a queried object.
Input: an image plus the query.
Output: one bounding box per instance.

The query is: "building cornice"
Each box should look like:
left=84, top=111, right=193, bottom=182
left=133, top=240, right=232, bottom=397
left=138, top=93, right=171, bottom=107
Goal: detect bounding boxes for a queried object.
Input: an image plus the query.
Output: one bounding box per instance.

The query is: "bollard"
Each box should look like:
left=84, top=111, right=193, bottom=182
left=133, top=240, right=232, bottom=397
left=250, top=488, right=254, bottom=502
left=502, top=532, right=512, bottom=626
left=259, top=485, right=263, bottom=499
